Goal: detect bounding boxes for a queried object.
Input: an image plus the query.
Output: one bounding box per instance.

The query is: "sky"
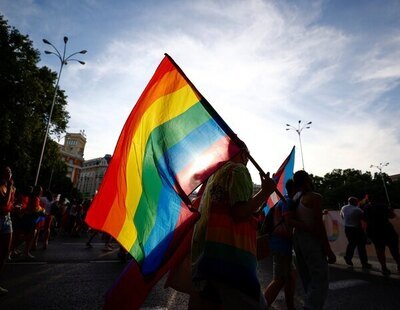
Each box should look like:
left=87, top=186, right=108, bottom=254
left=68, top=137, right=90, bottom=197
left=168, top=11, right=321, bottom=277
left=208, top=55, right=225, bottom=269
left=2, top=0, right=400, bottom=181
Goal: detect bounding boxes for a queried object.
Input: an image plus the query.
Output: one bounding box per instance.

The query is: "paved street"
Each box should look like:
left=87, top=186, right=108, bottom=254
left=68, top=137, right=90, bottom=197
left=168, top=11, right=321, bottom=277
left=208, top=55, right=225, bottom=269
left=1, top=233, right=399, bottom=309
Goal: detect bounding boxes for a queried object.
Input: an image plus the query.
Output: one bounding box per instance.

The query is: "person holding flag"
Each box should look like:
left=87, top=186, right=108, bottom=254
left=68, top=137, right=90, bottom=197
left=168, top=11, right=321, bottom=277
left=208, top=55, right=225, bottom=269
left=191, top=142, right=276, bottom=309
left=86, top=54, right=285, bottom=309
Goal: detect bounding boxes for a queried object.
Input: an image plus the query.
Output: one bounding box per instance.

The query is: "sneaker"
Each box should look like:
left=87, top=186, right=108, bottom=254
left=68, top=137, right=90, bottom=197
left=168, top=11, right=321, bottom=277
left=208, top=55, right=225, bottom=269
left=382, top=268, right=391, bottom=276
left=23, top=253, right=35, bottom=259
left=362, top=263, right=372, bottom=269
left=344, top=256, right=353, bottom=266
left=12, top=249, right=21, bottom=256
left=103, top=244, right=113, bottom=252
left=0, top=286, right=8, bottom=296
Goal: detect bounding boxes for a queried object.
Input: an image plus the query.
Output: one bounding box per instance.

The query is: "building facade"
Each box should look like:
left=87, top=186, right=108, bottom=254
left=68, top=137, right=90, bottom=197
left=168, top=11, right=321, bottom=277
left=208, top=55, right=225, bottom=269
left=58, top=132, right=86, bottom=187
left=390, top=174, right=400, bottom=182
left=77, top=154, right=112, bottom=199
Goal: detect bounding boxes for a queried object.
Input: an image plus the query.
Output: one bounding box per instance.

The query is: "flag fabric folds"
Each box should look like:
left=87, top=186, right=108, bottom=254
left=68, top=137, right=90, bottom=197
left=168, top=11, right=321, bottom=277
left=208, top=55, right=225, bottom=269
left=85, top=54, right=242, bottom=276
left=265, top=146, right=295, bottom=212
left=104, top=206, right=200, bottom=310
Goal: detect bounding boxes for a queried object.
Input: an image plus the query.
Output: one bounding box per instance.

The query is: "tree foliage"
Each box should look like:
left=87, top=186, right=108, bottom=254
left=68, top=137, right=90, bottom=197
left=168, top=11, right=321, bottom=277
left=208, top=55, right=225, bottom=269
left=0, top=15, right=71, bottom=192
left=311, top=169, right=400, bottom=209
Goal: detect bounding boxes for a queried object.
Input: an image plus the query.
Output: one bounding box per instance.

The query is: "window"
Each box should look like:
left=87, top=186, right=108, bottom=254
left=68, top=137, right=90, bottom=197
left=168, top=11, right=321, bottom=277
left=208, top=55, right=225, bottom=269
left=67, top=139, right=77, bottom=146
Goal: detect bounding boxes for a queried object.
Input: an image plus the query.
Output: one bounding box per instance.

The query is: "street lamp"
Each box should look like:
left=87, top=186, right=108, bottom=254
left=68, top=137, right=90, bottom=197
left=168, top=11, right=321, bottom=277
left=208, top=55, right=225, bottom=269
left=286, top=120, right=312, bottom=170
left=370, top=162, right=391, bottom=206
left=34, top=36, right=87, bottom=186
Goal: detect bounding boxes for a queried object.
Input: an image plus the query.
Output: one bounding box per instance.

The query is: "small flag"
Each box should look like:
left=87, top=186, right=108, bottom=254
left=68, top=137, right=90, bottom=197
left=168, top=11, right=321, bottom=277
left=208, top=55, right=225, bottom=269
left=265, top=146, right=295, bottom=211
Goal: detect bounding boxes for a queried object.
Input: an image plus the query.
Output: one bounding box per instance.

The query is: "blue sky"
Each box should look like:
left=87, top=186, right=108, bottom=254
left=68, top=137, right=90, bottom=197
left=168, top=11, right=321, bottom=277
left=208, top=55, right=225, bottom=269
left=2, top=0, right=400, bottom=180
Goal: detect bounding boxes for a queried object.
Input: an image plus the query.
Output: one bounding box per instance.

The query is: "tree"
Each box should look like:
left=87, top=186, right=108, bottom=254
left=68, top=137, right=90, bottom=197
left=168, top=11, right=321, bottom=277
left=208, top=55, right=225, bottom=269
left=0, top=15, right=70, bottom=190
left=311, top=169, right=399, bottom=209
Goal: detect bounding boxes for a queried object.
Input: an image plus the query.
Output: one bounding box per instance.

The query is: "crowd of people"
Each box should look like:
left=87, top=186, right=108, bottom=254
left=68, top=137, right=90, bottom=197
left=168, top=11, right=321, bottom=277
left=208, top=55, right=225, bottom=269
left=187, top=143, right=399, bottom=310
left=0, top=165, right=106, bottom=296
left=1, top=149, right=400, bottom=309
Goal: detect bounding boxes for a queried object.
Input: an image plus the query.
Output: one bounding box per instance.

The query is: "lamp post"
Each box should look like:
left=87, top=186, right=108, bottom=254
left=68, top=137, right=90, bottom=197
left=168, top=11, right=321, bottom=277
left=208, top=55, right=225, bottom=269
left=286, top=120, right=312, bottom=170
left=34, top=37, right=87, bottom=186
left=370, top=162, right=391, bottom=206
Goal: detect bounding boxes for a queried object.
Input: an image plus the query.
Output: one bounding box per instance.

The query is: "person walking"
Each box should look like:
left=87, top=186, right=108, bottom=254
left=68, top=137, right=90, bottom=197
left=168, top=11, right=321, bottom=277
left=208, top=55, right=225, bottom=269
left=264, top=179, right=297, bottom=310
left=40, top=190, right=54, bottom=250
left=364, top=195, right=400, bottom=275
left=190, top=141, right=276, bottom=309
left=0, top=166, right=16, bottom=295
left=21, top=185, right=45, bottom=259
left=340, top=196, right=372, bottom=269
left=291, top=170, right=336, bottom=310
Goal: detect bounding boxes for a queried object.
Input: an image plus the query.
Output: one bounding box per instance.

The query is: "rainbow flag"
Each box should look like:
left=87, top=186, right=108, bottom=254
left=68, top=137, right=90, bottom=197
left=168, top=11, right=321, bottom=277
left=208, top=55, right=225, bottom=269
left=265, top=146, right=295, bottom=212
left=85, top=54, right=242, bottom=275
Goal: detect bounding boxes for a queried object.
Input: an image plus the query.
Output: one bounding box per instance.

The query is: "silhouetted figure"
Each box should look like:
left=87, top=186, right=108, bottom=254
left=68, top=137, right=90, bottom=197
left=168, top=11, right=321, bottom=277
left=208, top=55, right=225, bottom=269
left=291, top=170, right=336, bottom=310
left=364, top=195, right=400, bottom=275
left=340, top=197, right=371, bottom=269
left=264, top=179, right=297, bottom=310
left=0, top=166, right=16, bottom=295
left=22, top=185, right=45, bottom=259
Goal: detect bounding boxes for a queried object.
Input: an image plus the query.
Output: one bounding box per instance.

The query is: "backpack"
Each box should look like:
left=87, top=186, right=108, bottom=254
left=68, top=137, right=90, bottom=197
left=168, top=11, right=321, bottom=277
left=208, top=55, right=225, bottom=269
left=259, top=192, right=303, bottom=236
left=259, top=204, right=282, bottom=236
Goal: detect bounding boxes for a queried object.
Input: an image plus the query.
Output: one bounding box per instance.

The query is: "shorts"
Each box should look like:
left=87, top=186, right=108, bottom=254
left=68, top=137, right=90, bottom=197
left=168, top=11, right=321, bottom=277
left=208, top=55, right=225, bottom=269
left=272, top=252, right=295, bottom=279
left=0, top=213, right=13, bottom=234
left=369, top=224, right=399, bottom=250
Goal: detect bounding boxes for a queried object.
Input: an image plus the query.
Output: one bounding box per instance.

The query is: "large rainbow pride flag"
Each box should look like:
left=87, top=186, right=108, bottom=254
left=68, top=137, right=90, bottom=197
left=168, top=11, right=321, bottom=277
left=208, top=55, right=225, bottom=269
left=265, top=146, right=295, bottom=211
left=85, top=54, right=242, bottom=275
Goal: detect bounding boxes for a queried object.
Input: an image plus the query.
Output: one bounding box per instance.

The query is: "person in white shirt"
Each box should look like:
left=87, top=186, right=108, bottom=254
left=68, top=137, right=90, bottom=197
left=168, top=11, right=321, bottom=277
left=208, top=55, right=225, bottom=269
left=340, top=197, right=371, bottom=269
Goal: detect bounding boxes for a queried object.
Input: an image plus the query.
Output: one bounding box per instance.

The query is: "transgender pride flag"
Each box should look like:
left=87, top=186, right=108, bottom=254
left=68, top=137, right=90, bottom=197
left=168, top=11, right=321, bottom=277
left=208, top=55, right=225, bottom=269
left=265, top=146, right=295, bottom=212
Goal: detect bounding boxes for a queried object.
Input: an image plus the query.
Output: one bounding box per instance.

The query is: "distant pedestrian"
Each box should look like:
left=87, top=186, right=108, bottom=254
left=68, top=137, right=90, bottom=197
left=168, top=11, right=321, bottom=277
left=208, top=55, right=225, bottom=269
left=60, top=198, right=71, bottom=234
left=86, top=229, right=113, bottom=251
left=39, top=189, right=54, bottom=249
left=364, top=195, right=400, bottom=275
left=0, top=166, right=15, bottom=295
left=292, top=170, right=336, bottom=310
left=9, top=185, right=32, bottom=257
left=21, top=185, right=45, bottom=259
left=340, top=197, right=372, bottom=269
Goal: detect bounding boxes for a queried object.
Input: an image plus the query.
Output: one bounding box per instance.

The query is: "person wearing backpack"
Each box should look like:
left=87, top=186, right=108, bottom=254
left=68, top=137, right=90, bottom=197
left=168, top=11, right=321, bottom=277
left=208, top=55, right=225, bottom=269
left=264, top=179, right=298, bottom=310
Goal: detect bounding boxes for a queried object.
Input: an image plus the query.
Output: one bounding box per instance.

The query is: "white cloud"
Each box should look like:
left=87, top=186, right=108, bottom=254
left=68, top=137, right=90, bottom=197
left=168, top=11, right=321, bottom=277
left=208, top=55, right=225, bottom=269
left=3, top=0, right=400, bottom=178
left=354, top=34, right=400, bottom=82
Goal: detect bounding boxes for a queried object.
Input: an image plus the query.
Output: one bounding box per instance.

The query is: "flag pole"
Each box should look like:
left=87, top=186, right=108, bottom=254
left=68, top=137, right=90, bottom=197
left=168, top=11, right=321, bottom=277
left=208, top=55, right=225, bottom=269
left=164, top=53, right=285, bottom=202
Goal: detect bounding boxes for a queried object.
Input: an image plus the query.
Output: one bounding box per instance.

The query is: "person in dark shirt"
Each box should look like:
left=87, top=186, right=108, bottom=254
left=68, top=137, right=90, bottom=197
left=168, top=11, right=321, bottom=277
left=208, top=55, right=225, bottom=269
left=364, top=195, right=400, bottom=275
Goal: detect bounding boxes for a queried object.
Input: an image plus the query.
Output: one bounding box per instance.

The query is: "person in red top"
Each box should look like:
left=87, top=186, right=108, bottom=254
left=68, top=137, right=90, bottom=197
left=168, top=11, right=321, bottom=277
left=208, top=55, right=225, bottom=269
left=9, top=186, right=31, bottom=257
left=0, top=166, right=16, bottom=295
left=22, top=185, right=45, bottom=259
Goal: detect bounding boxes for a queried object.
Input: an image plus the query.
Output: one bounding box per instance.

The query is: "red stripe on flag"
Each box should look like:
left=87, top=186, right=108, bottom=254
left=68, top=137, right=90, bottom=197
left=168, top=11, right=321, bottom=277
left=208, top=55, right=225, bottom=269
left=104, top=209, right=200, bottom=309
